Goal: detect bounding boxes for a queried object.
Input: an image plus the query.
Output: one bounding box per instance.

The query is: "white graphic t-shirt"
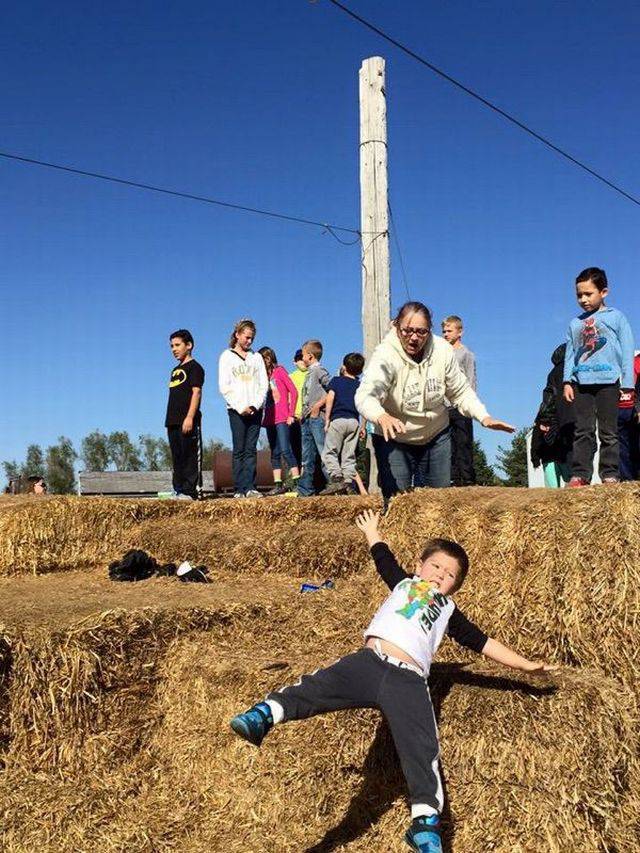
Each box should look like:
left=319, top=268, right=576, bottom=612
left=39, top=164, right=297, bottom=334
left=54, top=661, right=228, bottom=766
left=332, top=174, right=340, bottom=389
left=366, top=577, right=454, bottom=675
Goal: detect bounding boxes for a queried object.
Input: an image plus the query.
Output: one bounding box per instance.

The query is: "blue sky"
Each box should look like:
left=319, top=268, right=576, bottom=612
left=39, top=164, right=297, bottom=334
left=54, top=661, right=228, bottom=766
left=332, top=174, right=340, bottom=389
left=2, top=0, right=639, bottom=478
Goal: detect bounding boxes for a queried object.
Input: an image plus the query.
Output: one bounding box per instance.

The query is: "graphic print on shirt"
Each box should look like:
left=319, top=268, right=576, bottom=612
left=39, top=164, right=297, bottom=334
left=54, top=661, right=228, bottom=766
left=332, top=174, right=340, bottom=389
left=232, top=362, right=259, bottom=383
left=403, top=381, right=422, bottom=412
left=169, top=368, right=187, bottom=388
left=395, top=578, right=449, bottom=634
left=575, top=317, right=609, bottom=373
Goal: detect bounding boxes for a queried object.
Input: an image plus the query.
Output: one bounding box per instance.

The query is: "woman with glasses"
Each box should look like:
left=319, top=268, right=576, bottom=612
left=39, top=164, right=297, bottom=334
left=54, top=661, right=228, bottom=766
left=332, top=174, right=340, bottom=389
left=355, top=301, right=514, bottom=502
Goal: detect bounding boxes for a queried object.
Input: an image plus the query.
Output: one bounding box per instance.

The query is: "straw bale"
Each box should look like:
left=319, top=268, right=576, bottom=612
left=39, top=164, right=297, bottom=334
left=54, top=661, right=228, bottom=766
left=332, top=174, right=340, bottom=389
left=1, top=621, right=634, bottom=852
left=0, top=495, right=379, bottom=578
left=3, top=605, right=268, bottom=772
left=0, top=497, right=179, bottom=576
left=2, top=485, right=640, bottom=851
left=145, top=634, right=635, bottom=853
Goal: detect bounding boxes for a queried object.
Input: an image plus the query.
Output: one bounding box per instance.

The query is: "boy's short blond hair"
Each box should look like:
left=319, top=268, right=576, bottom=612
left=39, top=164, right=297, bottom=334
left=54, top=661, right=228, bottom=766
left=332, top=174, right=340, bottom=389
left=302, top=339, right=323, bottom=359
left=442, top=315, right=463, bottom=329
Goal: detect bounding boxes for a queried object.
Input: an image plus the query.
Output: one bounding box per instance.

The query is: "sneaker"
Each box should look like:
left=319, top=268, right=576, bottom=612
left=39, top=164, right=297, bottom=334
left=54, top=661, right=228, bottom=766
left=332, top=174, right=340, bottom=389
left=175, top=493, right=194, bottom=501
left=230, top=702, right=273, bottom=747
left=176, top=561, right=211, bottom=583
left=233, top=492, right=246, bottom=499
left=602, top=477, right=619, bottom=484
left=567, top=477, right=589, bottom=488
left=267, top=483, right=287, bottom=496
left=245, top=489, right=263, bottom=499
left=319, top=479, right=349, bottom=496
left=405, top=815, right=442, bottom=852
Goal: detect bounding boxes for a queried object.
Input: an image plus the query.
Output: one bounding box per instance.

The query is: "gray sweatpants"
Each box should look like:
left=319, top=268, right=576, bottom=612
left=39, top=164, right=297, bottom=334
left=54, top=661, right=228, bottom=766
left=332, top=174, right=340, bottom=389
left=267, top=648, right=443, bottom=813
left=321, top=417, right=360, bottom=481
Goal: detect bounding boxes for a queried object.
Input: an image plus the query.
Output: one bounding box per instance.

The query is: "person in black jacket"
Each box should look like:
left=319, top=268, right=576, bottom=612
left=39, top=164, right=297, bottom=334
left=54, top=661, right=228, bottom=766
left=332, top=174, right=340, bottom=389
left=531, top=344, right=576, bottom=488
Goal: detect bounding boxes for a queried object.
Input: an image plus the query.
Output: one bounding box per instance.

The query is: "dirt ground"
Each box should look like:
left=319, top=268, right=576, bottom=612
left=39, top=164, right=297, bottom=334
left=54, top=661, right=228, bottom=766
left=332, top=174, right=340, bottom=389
left=0, top=564, right=303, bottom=630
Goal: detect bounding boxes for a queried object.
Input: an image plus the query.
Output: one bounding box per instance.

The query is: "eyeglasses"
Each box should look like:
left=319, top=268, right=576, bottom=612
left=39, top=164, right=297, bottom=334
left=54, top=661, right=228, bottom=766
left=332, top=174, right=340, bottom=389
left=399, top=326, right=430, bottom=338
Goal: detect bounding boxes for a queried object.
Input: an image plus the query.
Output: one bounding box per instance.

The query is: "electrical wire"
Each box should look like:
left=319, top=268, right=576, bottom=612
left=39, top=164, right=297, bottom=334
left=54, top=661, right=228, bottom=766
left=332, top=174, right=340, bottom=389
left=326, top=0, right=640, bottom=207
left=0, top=149, right=368, bottom=235
left=388, top=202, right=411, bottom=300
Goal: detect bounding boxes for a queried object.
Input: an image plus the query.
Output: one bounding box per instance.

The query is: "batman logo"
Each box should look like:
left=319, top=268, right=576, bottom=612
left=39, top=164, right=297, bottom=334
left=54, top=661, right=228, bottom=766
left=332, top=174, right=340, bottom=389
left=169, top=369, right=187, bottom=388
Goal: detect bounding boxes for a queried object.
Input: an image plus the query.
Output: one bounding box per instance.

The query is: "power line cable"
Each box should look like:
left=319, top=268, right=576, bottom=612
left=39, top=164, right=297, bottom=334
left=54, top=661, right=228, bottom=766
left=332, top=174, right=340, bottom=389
left=388, top=202, right=411, bottom=300
left=323, top=225, right=362, bottom=245
left=0, top=149, right=368, bottom=235
left=326, top=0, right=640, bottom=207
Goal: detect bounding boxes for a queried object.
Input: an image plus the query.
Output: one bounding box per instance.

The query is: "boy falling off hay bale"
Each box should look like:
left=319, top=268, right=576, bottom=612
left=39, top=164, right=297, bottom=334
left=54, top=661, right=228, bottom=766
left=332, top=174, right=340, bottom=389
left=230, top=510, right=557, bottom=853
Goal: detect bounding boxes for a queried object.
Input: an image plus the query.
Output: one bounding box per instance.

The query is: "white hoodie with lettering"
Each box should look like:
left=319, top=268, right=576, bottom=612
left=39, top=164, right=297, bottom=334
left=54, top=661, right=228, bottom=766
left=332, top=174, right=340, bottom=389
left=355, top=329, right=489, bottom=445
left=218, top=349, right=269, bottom=414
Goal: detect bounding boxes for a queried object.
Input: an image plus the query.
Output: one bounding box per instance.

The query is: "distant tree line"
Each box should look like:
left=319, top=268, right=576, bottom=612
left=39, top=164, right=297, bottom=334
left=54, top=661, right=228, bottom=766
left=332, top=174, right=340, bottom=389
left=3, top=431, right=229, bottom=495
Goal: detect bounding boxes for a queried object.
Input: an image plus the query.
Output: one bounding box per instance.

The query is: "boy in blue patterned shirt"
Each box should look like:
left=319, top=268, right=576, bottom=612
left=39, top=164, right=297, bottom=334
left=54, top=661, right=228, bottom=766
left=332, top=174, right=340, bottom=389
left=563, top=267, right=634, bottom=485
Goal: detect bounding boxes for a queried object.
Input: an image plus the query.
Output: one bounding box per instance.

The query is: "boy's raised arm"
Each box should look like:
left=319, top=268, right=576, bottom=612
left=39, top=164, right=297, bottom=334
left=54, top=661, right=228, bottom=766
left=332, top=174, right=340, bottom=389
left=355, top=510, right=408, bottom=590
left=481, top=637, right=558, bottom=674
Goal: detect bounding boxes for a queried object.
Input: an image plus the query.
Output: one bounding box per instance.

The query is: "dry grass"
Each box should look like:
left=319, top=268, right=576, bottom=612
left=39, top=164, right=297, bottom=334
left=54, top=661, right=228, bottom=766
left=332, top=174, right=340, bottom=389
left=1, top=485, right=640, bottom=851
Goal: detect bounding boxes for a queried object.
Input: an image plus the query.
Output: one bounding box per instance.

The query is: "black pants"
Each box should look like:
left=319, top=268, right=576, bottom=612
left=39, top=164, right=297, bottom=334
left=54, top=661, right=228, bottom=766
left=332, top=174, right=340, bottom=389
left=167, top=422, right=202, bottom=498
left=268, top=648, right=442, bottom=812
left=449, top=408, right=475, bottom=486
left=290, top=419, right=303, bottom=468
left=572, top=383, right=619, bottom=480
left=617, top=408, right=640, bottom=481
left=228, top=408, right=262, bottom=494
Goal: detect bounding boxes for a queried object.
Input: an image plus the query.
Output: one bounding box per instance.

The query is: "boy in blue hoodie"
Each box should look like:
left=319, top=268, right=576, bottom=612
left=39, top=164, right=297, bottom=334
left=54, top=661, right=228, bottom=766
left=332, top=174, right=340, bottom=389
left=563, top=267, right=634, bottom=485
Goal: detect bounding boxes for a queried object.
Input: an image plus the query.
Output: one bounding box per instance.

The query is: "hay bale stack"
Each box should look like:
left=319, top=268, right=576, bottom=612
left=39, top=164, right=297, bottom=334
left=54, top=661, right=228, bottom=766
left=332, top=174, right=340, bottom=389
left=0, top=495, right=379, bottom=578
left=0, top=497, right=178, bottom=576
left=1, top=622, right=634, bottom=852
left=3, top=606, right=264, bottom=772
left=2, top=486, right=640, bottom=850
left=156, top=637, right=634, bottom=852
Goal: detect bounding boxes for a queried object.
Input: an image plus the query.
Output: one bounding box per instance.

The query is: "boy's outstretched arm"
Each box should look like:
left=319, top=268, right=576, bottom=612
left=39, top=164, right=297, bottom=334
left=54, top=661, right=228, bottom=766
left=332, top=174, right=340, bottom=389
left=355, top=510, right=408, bottom=590
left=481, top=637, right=558, bottom=674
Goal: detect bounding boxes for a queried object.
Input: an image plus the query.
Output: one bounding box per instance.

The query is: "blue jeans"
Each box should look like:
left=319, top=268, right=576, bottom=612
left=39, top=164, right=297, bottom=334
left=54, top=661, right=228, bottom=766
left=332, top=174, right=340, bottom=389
left=266, top=422, right=298, bottom=471
left=372, top=427, right=451, bottom=503
left=618, top=407, right=640, bottom=481
left=228, top=409, right=262, bottom=493
left=297, top=417, right=327, bottom=496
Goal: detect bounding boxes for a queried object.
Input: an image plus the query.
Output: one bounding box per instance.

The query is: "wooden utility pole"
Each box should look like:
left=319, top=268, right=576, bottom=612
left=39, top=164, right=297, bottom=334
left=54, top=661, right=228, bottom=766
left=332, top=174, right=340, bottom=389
left=360, top=56, right=390, bottom=495
left=360, top=56, right=390, bottom=360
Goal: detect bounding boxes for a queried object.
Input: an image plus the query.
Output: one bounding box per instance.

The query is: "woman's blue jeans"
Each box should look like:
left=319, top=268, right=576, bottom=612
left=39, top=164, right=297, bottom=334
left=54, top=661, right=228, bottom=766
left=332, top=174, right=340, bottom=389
left=266, top=422, right=298, bottom=471
left=228, top=408, right=262, bottom=493
left=372, top=427, right=451, bottom=502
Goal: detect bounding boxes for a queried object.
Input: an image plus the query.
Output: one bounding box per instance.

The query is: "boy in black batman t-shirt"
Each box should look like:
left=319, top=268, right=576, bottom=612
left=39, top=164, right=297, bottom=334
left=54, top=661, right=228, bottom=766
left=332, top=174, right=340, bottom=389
left=165, top=329, right=205, bottom=500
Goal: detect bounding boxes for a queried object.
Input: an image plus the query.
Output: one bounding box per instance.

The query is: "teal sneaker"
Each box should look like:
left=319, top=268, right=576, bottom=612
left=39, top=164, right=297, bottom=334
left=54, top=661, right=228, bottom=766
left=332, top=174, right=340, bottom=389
left=230, top=702, right=273, bottom=747
left=405, top=815, right=442, bottom=852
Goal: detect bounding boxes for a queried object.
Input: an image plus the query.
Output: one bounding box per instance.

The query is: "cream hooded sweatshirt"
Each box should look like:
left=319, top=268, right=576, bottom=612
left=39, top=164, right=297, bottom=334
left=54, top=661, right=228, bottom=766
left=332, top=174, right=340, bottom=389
left=355, top=329, right=489, bottom=445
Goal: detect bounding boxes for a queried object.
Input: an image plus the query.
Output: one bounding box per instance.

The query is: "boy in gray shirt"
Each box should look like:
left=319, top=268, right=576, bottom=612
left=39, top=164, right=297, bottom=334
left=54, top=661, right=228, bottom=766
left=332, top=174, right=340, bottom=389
left=297, top=339, right=332, bottom=496
left=442, top=316, right=477, bottom=486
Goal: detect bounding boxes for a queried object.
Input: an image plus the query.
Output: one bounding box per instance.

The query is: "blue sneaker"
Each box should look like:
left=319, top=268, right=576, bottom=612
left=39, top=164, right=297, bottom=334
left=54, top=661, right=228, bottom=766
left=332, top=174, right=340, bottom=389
left=405, top=815, right=442, bottom=852
left=230, top=702, right=273, bottom=747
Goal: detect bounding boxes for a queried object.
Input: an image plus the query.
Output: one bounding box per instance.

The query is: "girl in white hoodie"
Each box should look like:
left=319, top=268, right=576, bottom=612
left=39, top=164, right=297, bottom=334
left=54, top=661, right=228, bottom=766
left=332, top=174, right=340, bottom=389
left=355, top=301, right=513, bottom=501
left=218, top=319, right=269, bottom=497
